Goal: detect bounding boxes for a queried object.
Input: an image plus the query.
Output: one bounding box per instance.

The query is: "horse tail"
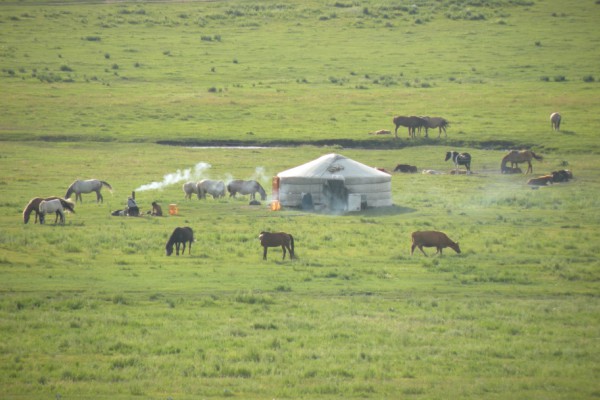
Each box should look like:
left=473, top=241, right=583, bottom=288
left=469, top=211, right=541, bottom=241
left=289, top=234, right=295, bottom=258
left=59, top=198, right=76, bottom=213
left=101, top=181, right=113, bottom=192
left=531, top=151, right=543, bottom=161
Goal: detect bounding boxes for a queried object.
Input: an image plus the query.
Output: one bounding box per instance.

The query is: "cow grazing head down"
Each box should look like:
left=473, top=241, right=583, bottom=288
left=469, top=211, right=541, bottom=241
left=411, top=231, right=461, bottom=256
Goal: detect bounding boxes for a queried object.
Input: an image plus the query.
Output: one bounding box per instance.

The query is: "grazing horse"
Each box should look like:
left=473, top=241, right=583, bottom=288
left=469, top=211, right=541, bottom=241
left=500, top=150, right=543, bottom=174
left=165, top=227, right=194, bottom=256
left=421, top=116, right=449, bottom=138
left=197, top=179, right=226, bottom=199
left=445, top=151, right=471, bottom=173
left=183, top=181, right=200, bottom=200
left=39, top=198, right=75, bottom=224
left=23, top=196, right=68, bottom=224
left=65, top=179, right=112, bottom=203
left=550, top=112, right=561, bottom=131
left=259, top=231, right=295, bottom=260
left=227, top=180, right=267, bottom=201
left=392, top=115, right=426, bottom=139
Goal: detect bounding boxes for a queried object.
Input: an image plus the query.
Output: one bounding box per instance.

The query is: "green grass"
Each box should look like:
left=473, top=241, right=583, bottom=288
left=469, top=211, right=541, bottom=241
left=1, top=142, right=599, bottom=399
left=1, top=0, right=600, bottom=398
left=1, top=0, right=599, bottom=151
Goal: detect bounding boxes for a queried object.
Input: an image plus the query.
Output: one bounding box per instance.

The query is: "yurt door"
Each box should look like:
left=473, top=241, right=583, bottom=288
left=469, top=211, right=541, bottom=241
left=324, top=179, right=348, bottom=211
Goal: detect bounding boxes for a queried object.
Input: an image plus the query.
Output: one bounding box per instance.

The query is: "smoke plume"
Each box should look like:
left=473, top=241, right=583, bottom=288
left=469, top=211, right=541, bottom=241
left=135, top=162, right=212, bottom=192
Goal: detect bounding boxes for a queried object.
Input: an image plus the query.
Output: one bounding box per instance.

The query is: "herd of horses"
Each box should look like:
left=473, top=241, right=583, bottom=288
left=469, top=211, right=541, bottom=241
left=392, top=115, right=449, bottom=139
left=23, top=177, right=281, bottom=259
left=391, top=112, right=562, bottom=140
left=22, top=110, right=569, bottom=260
left=22, top=178, right=109, bottom=225
left=183, top=179, right=266, bottom=201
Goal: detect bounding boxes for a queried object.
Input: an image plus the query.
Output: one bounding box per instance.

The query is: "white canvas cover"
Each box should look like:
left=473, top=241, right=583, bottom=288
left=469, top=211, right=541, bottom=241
left=276, top=153, right=392, bottom=208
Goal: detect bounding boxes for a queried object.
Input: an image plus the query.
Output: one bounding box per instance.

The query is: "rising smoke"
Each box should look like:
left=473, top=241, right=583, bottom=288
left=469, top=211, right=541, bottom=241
left=135, top=162, right=212, bottom=192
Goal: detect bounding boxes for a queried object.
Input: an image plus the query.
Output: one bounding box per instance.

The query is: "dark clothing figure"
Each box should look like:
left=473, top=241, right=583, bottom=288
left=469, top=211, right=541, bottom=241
left=127, top=197, right=139, bottom=217
left=151, top=201, right=163, bottom=216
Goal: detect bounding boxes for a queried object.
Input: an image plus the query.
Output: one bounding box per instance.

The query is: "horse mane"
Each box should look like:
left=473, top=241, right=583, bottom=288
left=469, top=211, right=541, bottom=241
left=65, top=180, right=77, bottom=199
left=23, top=197, right=42, bottom=223
left=501, top=153, right=510, bottom=169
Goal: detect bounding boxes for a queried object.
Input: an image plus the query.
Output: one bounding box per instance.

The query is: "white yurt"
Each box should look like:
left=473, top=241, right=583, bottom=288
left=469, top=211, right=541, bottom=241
left=274, top=153, right=392, bottom=211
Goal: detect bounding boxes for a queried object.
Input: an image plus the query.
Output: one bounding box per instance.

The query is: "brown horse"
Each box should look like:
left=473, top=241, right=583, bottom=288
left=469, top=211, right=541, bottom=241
left=23, top=197, right=75, bottom=224
left=392, top=116, right=426, bottom=139
left=500, top=150, right=543, bottom=174
left=259, top=231, right=295, bottom=260
left=421, top=116, right=450, bottom=138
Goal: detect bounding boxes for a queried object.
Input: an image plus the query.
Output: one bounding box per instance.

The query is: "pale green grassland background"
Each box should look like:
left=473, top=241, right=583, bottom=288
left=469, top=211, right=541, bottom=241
left=1, top=0, right=600, bottom=399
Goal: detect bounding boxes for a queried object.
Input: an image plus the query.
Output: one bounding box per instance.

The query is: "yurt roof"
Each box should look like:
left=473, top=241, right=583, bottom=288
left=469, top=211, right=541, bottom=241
left=277, top=153, right=389, bottom=180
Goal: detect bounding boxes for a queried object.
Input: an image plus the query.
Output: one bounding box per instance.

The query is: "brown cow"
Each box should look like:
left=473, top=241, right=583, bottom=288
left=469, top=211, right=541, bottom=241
left=411, top=231, right=461, bottom=256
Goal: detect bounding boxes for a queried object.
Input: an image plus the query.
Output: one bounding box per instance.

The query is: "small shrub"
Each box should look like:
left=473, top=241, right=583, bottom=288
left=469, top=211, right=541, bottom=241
left=208, top=87, right=217, bottom=93
left=104, top=53, right=110, bottom=59
left=540, top=76, right=550, bottom=82
left=111, top=64, right=119, bottom=70
left=583, top=75, right=595, bottom=82
left=60, top=65, right=73, bottom=72
left=535, top=41, right=541, bottom=46
left=554, top=75, right=567, bottom=82
left=84, top=36, right=101, bottom=41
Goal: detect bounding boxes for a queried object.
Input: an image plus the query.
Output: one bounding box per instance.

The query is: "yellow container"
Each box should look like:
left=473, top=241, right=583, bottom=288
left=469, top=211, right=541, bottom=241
left=169, top=204, right=178, bottom=215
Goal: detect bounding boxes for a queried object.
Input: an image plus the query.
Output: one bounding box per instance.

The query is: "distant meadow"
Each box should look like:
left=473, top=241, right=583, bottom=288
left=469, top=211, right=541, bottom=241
left=1, top=0, right=599, bottom=399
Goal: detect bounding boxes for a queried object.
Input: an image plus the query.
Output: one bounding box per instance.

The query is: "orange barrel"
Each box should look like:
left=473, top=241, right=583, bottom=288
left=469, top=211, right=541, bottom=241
left=270, top=200, right=281, bottom=211
left=169, top=204, right=178, bottom=215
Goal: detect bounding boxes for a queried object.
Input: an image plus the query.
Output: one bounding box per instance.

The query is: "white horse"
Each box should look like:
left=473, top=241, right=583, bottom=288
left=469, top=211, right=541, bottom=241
left=197, top=179, right=226, bottom=199
left=65, top=179, right=112, bottom=203
left=183, top=181, right=199, bottom=200
left=39, top=198, right=74, bottom=224
left=550, top=112, right=561, bottom=131
left=227, top=180, right=267, bottom=201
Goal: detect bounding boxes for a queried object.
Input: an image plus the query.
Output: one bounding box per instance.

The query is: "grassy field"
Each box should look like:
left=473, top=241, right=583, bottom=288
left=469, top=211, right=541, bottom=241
left=2, top=0, right=600, bottom=151
left=1, top=0, right=600, bottom=399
